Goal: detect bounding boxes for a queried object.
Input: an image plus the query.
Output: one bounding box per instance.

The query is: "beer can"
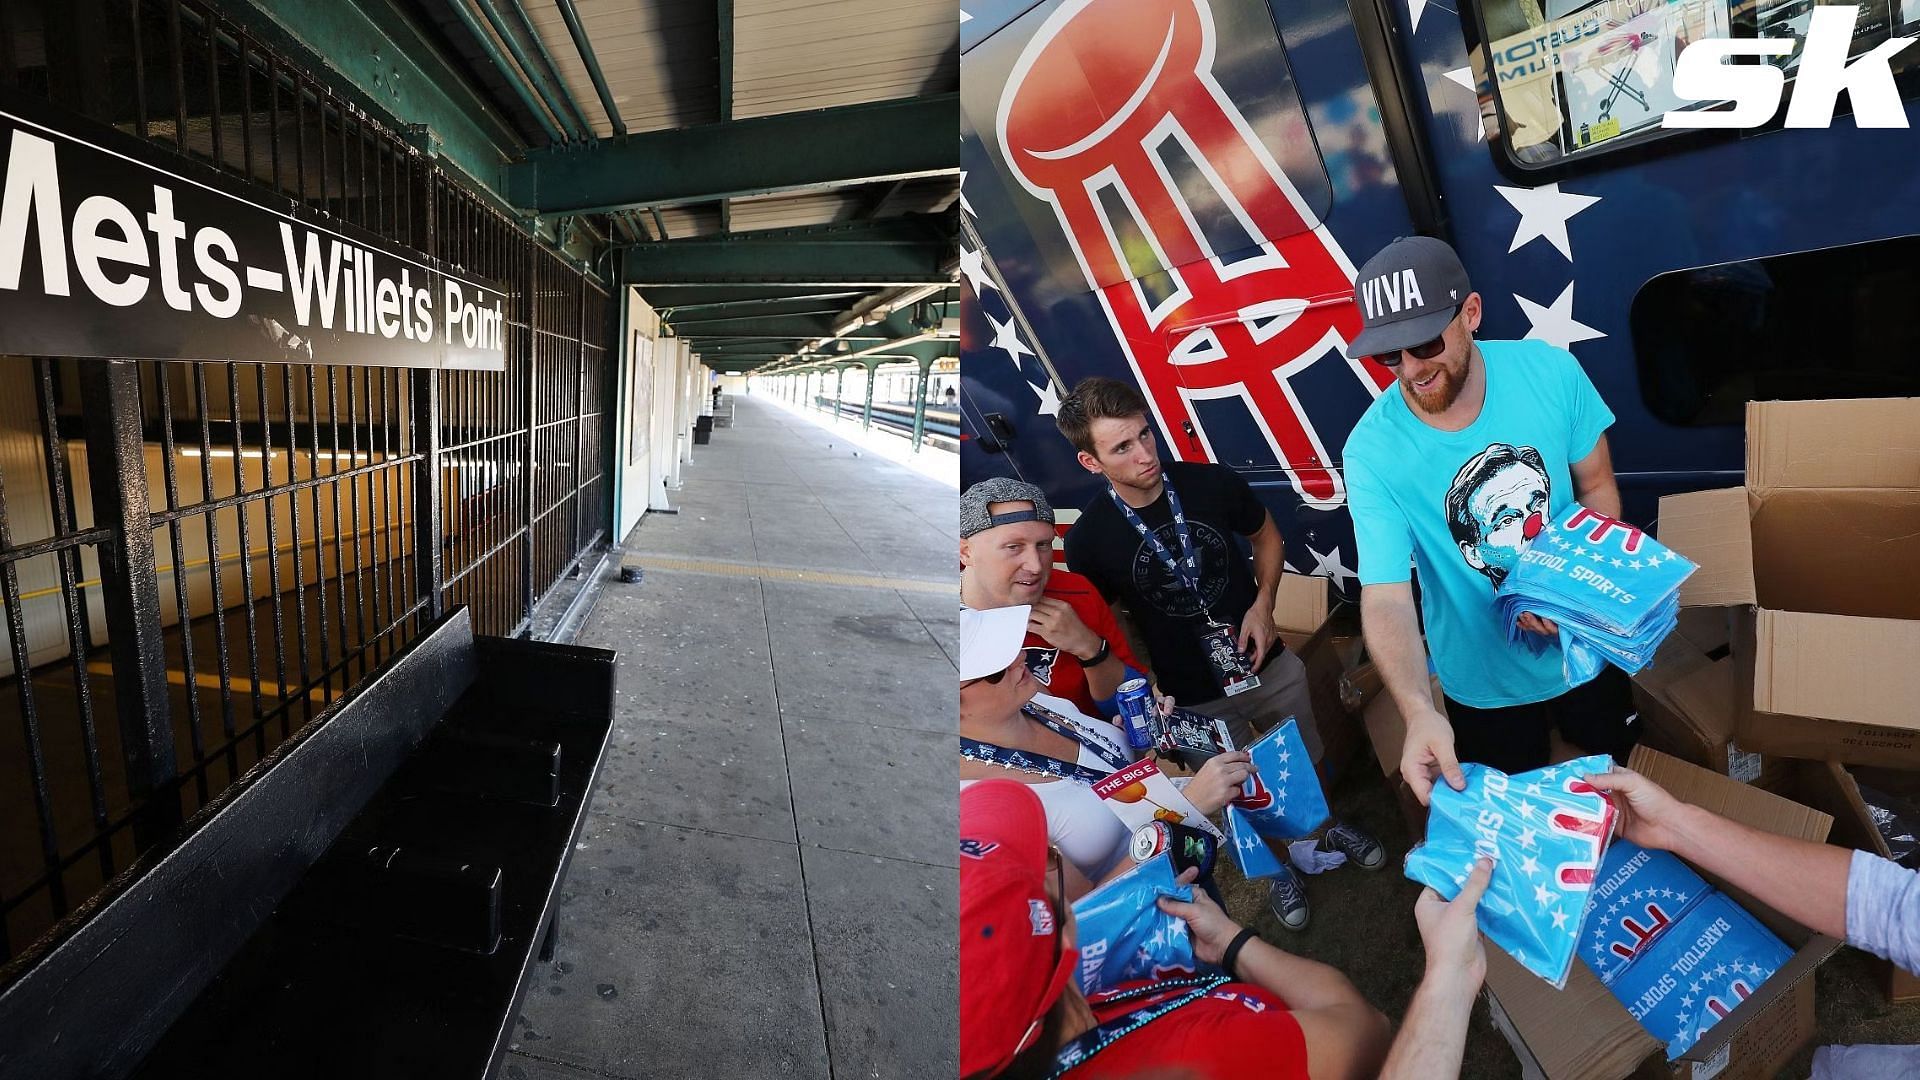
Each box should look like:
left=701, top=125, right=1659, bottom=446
left=1131, top=821, right=1172, bottom=863
left=1115, top=677, right=1156, bottom=750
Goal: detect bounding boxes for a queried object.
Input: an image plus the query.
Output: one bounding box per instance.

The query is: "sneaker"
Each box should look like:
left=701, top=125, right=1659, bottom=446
left=1319, top=821, right=1386, bottom=870
left=1267, top=865, right=1310, bottom=931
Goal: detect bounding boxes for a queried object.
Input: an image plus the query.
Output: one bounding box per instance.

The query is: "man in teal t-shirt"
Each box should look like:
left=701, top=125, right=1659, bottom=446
left=1340, top=236, right=1636, bottom=805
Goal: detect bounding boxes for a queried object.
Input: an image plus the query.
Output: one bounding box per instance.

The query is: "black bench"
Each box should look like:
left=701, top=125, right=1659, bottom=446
left=0, top=609, right=616, bottom=1079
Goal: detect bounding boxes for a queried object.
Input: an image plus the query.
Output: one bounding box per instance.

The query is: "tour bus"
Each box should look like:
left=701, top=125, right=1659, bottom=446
left=956, top=0, right=1920, bottom=595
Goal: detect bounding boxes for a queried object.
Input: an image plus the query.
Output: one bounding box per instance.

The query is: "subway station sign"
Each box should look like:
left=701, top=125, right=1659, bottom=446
left=0, top=88, right=505, bottom=371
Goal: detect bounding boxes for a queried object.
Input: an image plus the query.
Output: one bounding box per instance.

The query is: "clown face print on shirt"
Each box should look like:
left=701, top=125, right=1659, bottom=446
left=1444, top=443, right=1550, bottom=589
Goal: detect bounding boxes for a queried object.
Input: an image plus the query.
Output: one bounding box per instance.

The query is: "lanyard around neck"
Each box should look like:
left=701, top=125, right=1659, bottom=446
left=1108, top=477, right=1203, bottom=599
left=1048, top=976, right=1230, bottom=1078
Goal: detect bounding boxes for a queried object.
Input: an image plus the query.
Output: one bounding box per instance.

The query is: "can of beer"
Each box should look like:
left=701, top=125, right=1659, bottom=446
left=1131, top=821, right=1173, bottom=863
left=1115, top=678, right=1156, bottom=750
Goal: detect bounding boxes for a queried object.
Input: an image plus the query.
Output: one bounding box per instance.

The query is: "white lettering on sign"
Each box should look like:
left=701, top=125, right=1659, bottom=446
left=0, top=106, right=505, bottom=370
left=1667, top=6, right=1915, bottom=129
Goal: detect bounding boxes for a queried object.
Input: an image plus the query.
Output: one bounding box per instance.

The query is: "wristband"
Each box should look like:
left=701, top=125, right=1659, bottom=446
left=1079, top=638, right=1111, bottom=667
left=1220, top=927, right=1258, bottom=980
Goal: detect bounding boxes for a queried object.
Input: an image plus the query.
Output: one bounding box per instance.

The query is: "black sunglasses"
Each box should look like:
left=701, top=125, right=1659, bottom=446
left=1371, top=306, right=1460, bottom=367
left=966, top=658, right=1028, bottom=687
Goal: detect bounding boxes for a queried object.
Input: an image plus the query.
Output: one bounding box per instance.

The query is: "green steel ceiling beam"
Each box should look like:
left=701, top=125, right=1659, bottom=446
left=508, top=94, right=959, bottom=214
left=503, top=0, right=595, bottom=136
left=442, top=0, right=565, bottom=144
left=622, top=217, right=955, bottom=286
left=552, top=0, right=628, bottom=136
left=228, top=0, right=523, bottom=193
left=645, top=288, right=866, bottom=311
left=471, top=0, right=588, bottom=142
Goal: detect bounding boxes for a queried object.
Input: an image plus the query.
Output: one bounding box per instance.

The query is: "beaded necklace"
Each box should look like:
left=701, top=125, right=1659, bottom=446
left=1045, top=976, right=1230, bottom=1078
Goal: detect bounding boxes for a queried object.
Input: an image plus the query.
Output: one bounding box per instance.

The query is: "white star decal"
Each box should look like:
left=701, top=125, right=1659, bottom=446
left=1611, top=558, right=1624, bottom=568
left=1590, top=550, right=1605, bottom=563
left=1409, top=0, right=1428, bottom=33
left=986, top=313, right=1034, bottom=366
left=1533, top=882, right=1554, bottom=907
left=958, top=245, right=997, bottom=296
left=1307, top=544, right=1358, bottom=591
left=1517, top=281, right=1606, bottom=351
left=1513, top=799, right=1538, bottom=820
left=1629, top=559, right=1644, bottom=570
left=1440, top=67, right=1485, bottom=142
left=1516, top=826, right=1539, bottom=850
left=1518, top=853, right=1541, bottom=876
left=1551, top=908, right=1570, bottom=929
left=1570, top=546, right=1586, bottom=557
left=960, top=7, right=971, bottom=22
left=1679, top=994, right=1694, bottom=1010
left=1030, top=379, right=1061, bottom=416
left=1493, top=183, right=1601, bottom=261
left=959, top=170, right=974, bottom=217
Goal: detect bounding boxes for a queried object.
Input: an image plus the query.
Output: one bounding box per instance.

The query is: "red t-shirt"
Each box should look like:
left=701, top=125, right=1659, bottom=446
left=1026, top=571, right=1146, bottom=718
left=1069, top=980, right=1309, bottom=1078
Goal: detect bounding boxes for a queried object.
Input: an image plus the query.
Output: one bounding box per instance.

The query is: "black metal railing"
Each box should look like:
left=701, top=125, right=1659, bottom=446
left=0, top=0, right=612, bottom=972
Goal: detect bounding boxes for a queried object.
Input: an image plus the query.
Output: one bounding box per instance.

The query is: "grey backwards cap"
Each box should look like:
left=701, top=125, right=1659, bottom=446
left=960, top=477, right=1055, bottom=539
left=1344, top=236, right=1472, bottom=360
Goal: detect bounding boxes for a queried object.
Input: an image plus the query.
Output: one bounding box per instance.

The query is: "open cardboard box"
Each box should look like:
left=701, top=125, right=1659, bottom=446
left=1341, top=658, right=1446, bottom=840
left=1658, top=399, right=1920, bottom=768
left=1769, top=757, right=1920, bottom=1005
left=1483, top=746, right=1841, bottom=1080
left=1630, top=637, right=1783, bottom=788
left=1270, top=572, right=1364, bottom=788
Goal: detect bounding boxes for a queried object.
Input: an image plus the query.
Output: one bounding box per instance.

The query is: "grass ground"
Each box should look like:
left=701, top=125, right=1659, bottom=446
left=1211, top=757, right=1920, bottom=1078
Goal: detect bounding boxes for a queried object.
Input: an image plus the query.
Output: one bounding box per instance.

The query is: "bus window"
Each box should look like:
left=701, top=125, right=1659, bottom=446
left=1630, top=236, right=1920, bottom=427
left=1471, top=0, right=1920, bottom=170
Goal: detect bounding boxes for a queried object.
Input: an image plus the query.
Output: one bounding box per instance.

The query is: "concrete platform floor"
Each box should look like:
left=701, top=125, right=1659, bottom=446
left=506, top=394, right=957, bottom=1080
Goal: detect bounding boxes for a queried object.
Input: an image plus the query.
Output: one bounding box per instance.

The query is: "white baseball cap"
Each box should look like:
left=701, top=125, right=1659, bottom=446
left=960, top=606, right=1030, bottom=681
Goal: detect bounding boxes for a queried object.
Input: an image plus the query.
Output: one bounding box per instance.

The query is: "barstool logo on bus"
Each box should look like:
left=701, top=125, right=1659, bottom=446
left=996, top=0, right=1392, bottom=509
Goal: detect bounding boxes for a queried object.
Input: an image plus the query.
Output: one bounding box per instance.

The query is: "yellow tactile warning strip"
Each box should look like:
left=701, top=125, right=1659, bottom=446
left=84, top=661, right=333, bottom=705
left=621, top=553, right=954, bottom=595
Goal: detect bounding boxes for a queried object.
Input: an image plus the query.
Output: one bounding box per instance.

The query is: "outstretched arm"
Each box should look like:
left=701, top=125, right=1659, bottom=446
left=1380, top=859, right=1495, bottom=1080
left=1362, top=582, right=1463, bottom=805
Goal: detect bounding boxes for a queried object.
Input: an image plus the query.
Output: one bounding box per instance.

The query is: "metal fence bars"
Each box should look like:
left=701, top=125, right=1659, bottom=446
left=0, top=0, right=612, bottom=973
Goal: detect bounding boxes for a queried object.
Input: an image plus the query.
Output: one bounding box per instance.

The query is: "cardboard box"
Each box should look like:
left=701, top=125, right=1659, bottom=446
left=1772, top=757, right=1920, bottom=1005
left=1658, top=399, right=1920, bottom=768
left=1483, top=746, right=1840, bottom=1080
left=1630, top=638, right=1779, bottom=787
left=1270, top=573, right=1363, bottom=788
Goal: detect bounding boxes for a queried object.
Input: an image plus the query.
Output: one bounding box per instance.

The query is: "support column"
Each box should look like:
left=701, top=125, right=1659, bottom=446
left=833, top=366, right=846, bottom=425
left=79, top=360, right=179, bottom=848
left=911, top=356, right=934, bottom=453
left=861, top=361, right=877, bottom=431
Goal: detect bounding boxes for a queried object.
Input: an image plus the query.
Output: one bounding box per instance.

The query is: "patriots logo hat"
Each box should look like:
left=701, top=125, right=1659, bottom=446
left=961, top=781, right=1078, bottom=1078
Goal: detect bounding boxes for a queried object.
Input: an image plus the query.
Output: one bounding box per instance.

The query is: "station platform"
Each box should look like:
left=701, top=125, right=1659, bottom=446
left=506, top=393, right=957, bottom=1079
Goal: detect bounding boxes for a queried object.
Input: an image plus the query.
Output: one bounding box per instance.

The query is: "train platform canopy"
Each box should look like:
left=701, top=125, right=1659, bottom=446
left=245, top=0, right=961, bottom=378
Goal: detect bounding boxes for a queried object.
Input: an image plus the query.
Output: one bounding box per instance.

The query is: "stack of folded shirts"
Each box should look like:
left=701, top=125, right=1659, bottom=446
left=1495, top=503, right=1696, bottom=686
left=1581, top=839, right=1794, bottom=1060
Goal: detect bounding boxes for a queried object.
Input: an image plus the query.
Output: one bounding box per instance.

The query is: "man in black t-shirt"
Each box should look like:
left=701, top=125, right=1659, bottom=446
left=1057, top=377, right=1383, bottom=930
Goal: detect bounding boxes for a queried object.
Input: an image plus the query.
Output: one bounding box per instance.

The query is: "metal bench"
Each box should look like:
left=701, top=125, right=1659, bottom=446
left=0, top=609, right=616, bottom=1079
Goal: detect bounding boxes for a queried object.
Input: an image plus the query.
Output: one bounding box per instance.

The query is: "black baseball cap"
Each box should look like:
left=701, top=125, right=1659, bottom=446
left=1345, top=236, right=1472, bottom=359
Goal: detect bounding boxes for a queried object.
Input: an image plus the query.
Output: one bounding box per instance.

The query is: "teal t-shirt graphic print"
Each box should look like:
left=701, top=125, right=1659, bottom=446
left=1342, top=339, right=1615, bottom=708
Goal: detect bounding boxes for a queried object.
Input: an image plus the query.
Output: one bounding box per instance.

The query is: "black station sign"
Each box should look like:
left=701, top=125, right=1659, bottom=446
left=0, top=88, right=506, bottom=370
